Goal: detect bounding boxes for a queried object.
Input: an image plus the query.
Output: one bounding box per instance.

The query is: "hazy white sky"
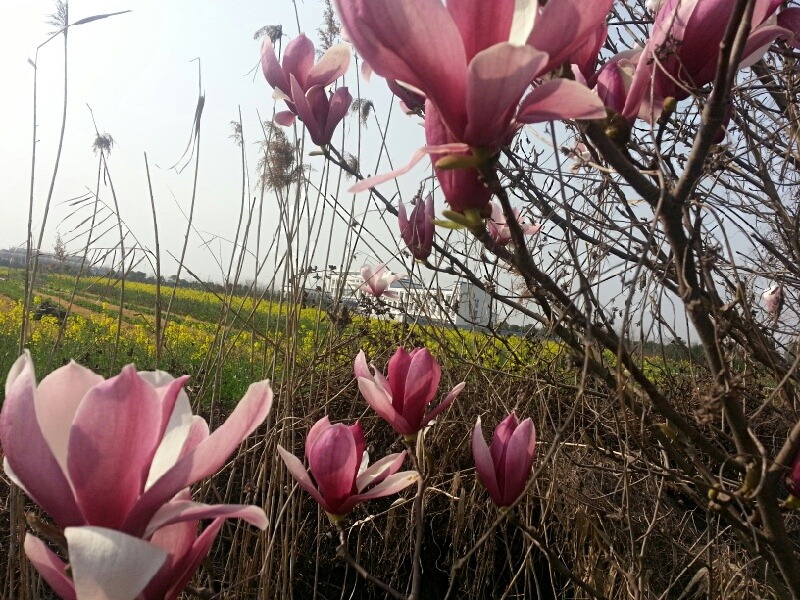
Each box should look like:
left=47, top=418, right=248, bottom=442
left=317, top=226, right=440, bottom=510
left=0, top=0, right=425, bottom=285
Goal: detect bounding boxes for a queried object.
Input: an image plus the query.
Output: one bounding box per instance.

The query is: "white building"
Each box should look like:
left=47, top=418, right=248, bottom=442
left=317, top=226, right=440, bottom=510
left=308, top=270, right=495, bottom=330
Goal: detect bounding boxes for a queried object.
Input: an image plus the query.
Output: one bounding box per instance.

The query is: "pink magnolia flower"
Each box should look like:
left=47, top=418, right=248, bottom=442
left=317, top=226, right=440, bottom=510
left=358, top=264, right=405, bottom=299
left=0, top=352, right=272, bottom=539
left=569, top=21, right=608, bottom=80
left=25, top=491, right=267, bottom=600
left=472, top=413, right=537, bottom=508
left=624, top=0, right=800, bottom=122
left=335, top=0, right=610, bottom=152
left=486, top=201, right=541, bottom=246
left=355, top=348, right=465, bottom=437
left=762, top=284, right=784, bottom=315
left=261, top=33, right=352, bottom=145
left=399, top=194, right=435, bottom=261
left=277, top=417, right=418, bottom=518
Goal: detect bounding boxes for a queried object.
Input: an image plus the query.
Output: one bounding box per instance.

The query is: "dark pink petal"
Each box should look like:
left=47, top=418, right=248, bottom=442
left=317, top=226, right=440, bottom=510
left=334, top=0, right=468, bottom=138
left=342, top=471, right=419, bottom=513
left=0, top=352, right=84, bottom=527
left=145, top=501, right=267, bottom=537
left=306, top=416, right=333, bottom=460
left=68, top=365, right=163, bottom=529
left=528, top=0, right=614, bottom=73
left=739, top=24, right=793, bottom=69
left=471, top=417, right=502, bottom=505
left=122, top=380, right=273, bottom=536
left=500, top=418, right=536, bottom=505
left=277, top=445, right=330, bottom=511
left=387, top=347, right=412, bottom=408
left=274, top=111, right=296, bottom=127
left=448, top=0, right=516, bottom=61
left=465, top=43, right=549, bottom=148
left=517, top=79, right=607, bottom=124
left=309, top=424, right=359, bottom=513
left=324, top=86, right=353, bottom=144
left=34, top=361, right=103, bottom=476
left=291, top=76, right=325, bottom=145
left=24, top=534, right=76, bottom=600
left=778, top=9, right=800, bottom=48
left=571, top=22, right=607, bottom=79
left=306, top=43, right=352, bottom=89
left=356, top=451, right=407, bottom=491
left=282, top=33, right=316, bottom=90
left=159, top=518, right=225, bottom=600
left=349, top=421, right=366, bottom=467
left=491, top=412, right=519, bottom=470
left=261, top=38, right=290, bottom=96
left=358, top=377, right=410, bottom=434
left=420, top=381, right=465, bottom=429
left=65, top=526, right=167, bottom=600
left=401, top=349, right=441, bottom=430
left=142, top=518, right=196, bottom=600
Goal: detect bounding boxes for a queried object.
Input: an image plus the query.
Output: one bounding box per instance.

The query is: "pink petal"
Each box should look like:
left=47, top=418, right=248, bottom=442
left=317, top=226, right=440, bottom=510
left=421, top=381, right=465, bottom=428
left=261, top=38, right=290, bottom=96
left=274, top=111, right=296, bottom=127
left=448, top=0, right=516, bottom=61
left=306, top=43, right=352, bottom=89
left=145, top=376, right=194, bottom=489
left=491, top=412, right=519, bottom=468
left=65, top=526, right=168, bottom=600
left=527, top=0, right=614, bottom=73
left=0, top=352, right=83, bottom=527
left=401, top=349, right=441, bottom=428
left=343, top=470, right=419, bottom=513
left=308, top=424, right=359, bottom=512
left=778, top=8, right=800, bottom=48
left=324, top=86, right=353, bottom=144
left=333, top=0, right=468, bottom=136
left=517, top=79, right=607, bottom=124
left=306, top=416, right=333, bottom=460
left=178, top=416, right=209, bottom=460
left=356, top=451, right=406, bottom=492
left=277, top=445, right=329, bottom=511
left=348, top=143, right=470, bottom=193
left=354, top=350, right=372, bottom=380
left=291, top=76, right=324, bottom=145
left=122, top=380, right=272, bottom=536
left=24, top=534, right=76, bottom=600
left=471, top=417, right=502, bottom=505
left=145, top=501, right=268, bottom=537
left=282, top=33, right=316, bottom=90
left=500, top=418, right=536, bottom=504
left=35, top=361, right=104, bottom=475
left=357, top=377, right=410, bottom=434
left=387, top=347, right=412, bottom=406
left=465, top=43, right=549, bottom=148
left=67, top=365, right=164, bottom=529
left=159, top=518, right=225, bottom=600
left=142, top=517, right=195, bottom=600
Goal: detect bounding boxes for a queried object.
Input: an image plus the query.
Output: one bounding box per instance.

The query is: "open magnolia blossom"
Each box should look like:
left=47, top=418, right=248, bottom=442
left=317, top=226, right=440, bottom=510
left=624, top=0, right=800, bottom=122
left=0, top=352, right=272, bottom=539
left=277, top=417, right=418, bottom=518
left=341, top=0, right=609, bottom=212
left=355, top=347, right=465, bottom=437
left=472, top=413, right=537, bottom=508
left=25, top=491, right=267, bottom=600
left=486, top=201, right=541, bottom=246
left=262, top=32, right=352, bottom=145
left=358, top=264, right=405, bottom=299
